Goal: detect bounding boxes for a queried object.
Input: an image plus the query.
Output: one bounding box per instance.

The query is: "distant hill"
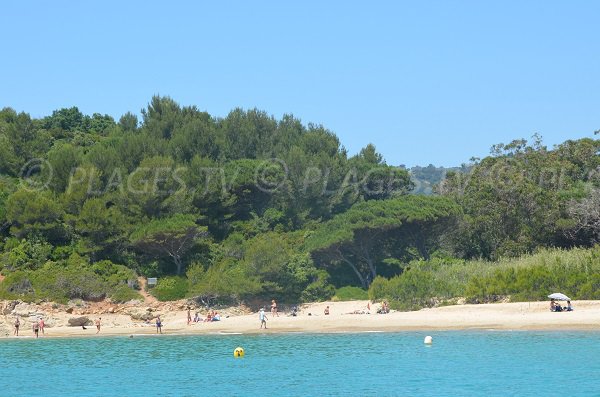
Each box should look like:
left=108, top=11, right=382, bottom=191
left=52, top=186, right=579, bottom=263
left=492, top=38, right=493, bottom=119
left=403, top=164, right=471, bottom=195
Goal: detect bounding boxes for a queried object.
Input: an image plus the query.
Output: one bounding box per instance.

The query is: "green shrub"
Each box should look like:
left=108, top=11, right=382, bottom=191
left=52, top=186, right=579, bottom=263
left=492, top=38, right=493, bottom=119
left=301, top=270, right=335, bottom=302
left=51, top=244, right=82, bottom=261
left=110, top=284, right=143, bottom=303
left=367, top=247, right=600, bottom=309
left=1, top=238, right=52, bottom=271
left=151, top=276, right=189, bottom=301
left=333, top=286, right=368, bottom=301
left=578, top=274, right=600, bottom=300
left=0, top=255, right=140, bottom=303
left=368, top=269, right=450, bottom=310
left=368, top=276, right=389, bottom=302
left=0, top=270, right=35, bottom=300
left=0, top=262, right=109, bottom=303
left=465, top=262, right=600, bottom=303
left=91, top=260, right=138, bottom=288
left=388, top=300, right=425, bottom=312
left=31, top=261, right=107, bottom=303
left=187, top=260, right=262, bottom=303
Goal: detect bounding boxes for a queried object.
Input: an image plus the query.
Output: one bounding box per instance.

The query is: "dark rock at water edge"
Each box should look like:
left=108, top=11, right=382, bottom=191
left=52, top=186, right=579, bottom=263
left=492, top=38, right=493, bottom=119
left=68, top=316, right=91, bottom=326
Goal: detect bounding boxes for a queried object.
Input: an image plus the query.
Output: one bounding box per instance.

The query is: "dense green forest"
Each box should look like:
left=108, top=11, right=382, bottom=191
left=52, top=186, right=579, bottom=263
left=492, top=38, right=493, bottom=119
left=0, top=97, right=599, bottom=307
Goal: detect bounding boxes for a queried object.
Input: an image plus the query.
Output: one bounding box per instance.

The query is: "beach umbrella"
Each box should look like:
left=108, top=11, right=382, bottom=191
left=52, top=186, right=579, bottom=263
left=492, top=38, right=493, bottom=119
left=548, top=293, right=570, bottom=301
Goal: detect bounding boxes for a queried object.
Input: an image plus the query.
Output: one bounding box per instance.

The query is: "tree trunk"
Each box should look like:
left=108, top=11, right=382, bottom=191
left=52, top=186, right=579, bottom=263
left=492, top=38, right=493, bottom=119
left=364, top=252, right=376, bottom=284
left=337, top=249, right=368, bottom=289
left=416, top=239, right=429, bottom=260
left=173, top=255, right=183, bottom=275
left=356, top=239, right=377, bottom=287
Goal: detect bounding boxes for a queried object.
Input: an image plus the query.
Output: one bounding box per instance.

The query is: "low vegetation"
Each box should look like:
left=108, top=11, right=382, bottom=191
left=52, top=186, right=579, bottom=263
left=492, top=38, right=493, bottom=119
left=332, top=286, right=369, bottom=301
left=369, top=247, right=600, bottom=310
left=0, top=254, right=141, bottom=303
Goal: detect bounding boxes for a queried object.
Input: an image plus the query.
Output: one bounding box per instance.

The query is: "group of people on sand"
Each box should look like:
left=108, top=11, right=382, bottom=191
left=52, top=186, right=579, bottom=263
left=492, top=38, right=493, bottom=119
left=256, top=299, right=280, bottom=329
left=550, top=299, right=573, bottom=312
left=13, top=313, right=164, bottom=336
left=203, top=310, right=221, bottom=322
left=187, top=307, right=221, bottom=324
left=378, top=301, right=390, bottom=314
left=13, top=316, right=45, bottom=338
left=256, top=299, right=281, bottom=329
left=260, top=300, right=391, bottom=325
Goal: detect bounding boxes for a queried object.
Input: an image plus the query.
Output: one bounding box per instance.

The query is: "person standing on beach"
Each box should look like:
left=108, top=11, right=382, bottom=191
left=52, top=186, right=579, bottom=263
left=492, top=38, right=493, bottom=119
left=14, top=316, right=20, bottom=336
left=32, top=320, right=40, bottom=338
left=271, top=300, right=279, bottom=317
left=259, top=308, right=268, bottom=329
left=187, top=307, right=192, bottom=325
left=39, top=318, right=45, bottom=335
left=95, top=317, right=101, bottom=334
left=156, top=316, right=162, bottom=334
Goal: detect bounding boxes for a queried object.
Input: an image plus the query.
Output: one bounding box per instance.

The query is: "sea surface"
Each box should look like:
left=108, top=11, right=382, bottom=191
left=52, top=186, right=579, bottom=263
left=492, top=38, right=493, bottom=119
left=1, top=331, right=599, bottom=396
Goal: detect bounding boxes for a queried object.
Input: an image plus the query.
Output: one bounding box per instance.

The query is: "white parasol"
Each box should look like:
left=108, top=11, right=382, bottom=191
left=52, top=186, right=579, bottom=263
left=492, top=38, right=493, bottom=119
left=548, top=293, right=570, bottom=301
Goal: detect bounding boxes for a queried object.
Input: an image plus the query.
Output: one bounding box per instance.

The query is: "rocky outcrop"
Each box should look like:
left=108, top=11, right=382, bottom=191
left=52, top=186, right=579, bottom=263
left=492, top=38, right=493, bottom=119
left=13, top=302, right=42, bottom=317
left=124, top=307, right=155, bottom=321
left=1, top=300, right=20, bottom=315
left=68, top=316, right=91, bottom=327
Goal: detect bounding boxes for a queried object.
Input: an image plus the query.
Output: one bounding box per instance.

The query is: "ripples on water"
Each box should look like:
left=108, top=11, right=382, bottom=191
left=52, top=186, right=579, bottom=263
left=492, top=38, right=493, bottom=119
left=1, top=332, right=599, bottom=396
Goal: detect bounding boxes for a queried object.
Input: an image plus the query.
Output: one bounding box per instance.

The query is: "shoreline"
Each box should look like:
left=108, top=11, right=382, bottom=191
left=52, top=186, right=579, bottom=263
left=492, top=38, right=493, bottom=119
left=2, top=300, right=599, bottom=339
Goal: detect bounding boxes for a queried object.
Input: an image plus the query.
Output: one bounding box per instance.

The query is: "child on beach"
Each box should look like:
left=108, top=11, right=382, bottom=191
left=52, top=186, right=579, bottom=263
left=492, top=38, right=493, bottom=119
left=259, top=308, right=268, bottom=329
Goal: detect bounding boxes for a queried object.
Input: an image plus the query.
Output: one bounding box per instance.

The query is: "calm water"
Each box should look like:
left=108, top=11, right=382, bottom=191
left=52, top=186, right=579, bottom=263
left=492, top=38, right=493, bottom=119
left=1, top=331, right=599, bottom=396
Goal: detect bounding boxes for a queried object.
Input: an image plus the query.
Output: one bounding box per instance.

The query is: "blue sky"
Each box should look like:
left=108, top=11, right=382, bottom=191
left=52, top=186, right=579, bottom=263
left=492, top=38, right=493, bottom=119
left=1, top=1, right=598, bottom=167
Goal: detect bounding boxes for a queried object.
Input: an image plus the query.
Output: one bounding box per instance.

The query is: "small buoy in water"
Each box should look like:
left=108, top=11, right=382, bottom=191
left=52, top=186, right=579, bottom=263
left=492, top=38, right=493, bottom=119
left=424, top=336, right=433, bottom=344
left=234, top=347, right=245, bottom=358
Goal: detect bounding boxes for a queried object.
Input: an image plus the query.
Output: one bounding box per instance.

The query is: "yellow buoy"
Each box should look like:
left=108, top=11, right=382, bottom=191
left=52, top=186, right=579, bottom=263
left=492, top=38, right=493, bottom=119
left=234, top=347, right=245, bottom=358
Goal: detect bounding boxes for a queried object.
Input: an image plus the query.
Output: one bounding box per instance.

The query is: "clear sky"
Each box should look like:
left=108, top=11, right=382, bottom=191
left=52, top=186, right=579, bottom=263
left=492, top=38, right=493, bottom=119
left=1, top=1, right=598, bottom=167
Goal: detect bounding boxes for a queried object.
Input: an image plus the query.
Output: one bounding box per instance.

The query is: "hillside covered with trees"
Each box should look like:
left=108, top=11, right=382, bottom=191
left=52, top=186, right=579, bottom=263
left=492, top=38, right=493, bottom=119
left=0, top=97, right=599, bottom=307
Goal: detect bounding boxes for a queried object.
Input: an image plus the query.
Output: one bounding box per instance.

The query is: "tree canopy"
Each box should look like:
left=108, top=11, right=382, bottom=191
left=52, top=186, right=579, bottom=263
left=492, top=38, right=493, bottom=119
left=305, top=196, right=461, bottom=288
left=130, top=214, right=207, bottom=275
left=0, top=97, right=598, bottom=304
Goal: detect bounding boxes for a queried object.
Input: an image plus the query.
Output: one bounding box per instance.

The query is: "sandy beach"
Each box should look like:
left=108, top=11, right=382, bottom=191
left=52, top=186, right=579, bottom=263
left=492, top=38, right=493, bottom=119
left=2, top=299, right=600, bottom=339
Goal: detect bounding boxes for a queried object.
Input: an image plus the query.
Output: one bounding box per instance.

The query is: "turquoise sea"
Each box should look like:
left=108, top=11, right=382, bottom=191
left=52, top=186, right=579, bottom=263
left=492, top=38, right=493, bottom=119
left=1, top=331, right=599, bottom=396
